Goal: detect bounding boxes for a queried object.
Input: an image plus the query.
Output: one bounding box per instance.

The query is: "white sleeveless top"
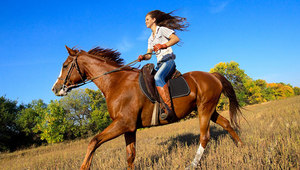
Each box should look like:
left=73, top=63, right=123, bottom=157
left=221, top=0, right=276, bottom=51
left=148, top=26, right=176, bottom=62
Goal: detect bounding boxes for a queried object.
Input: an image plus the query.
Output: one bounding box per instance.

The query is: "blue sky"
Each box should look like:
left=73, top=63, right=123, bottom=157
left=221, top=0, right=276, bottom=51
left=0, top=0, right=299, bottom=104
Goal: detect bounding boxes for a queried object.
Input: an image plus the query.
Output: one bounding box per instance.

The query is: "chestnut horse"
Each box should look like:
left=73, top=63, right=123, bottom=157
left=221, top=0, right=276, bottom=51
left=52, top=46, right=243, bottom=169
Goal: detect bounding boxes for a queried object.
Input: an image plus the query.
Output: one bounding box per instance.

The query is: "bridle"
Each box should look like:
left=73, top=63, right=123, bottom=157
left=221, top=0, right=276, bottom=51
left=58, top=53, right=86, bottom=92
left=58, top=52, right=143, bottom=92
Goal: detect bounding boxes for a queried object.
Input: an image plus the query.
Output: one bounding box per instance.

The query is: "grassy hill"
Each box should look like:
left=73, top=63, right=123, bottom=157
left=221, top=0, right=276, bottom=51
left=1, top=96, right=299, bottom=169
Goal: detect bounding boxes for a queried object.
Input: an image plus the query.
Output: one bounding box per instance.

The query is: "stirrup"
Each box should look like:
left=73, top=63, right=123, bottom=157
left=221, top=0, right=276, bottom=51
left=159, top=103, right=173, bottom=120
left=160, top=112, right=168, bottom=120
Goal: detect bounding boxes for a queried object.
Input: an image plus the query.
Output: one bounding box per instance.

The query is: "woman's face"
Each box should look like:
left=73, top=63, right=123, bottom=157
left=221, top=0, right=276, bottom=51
left=145, top=15, right=156, bottom=28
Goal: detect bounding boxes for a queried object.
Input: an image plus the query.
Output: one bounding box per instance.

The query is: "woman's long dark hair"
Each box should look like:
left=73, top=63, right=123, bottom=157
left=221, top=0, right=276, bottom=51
left=147, top=10, right=188, bottom=31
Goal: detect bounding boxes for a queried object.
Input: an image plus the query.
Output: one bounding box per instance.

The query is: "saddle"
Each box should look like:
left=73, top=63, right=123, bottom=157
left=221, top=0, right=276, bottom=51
left=139, top=63, right=190, bottom=125
left=139, top=63, right=190, bottom=102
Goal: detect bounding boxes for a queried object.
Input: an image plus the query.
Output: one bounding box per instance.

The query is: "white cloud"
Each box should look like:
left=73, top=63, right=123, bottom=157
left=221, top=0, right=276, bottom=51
left=209, top=0, right=231, bottom=14
left=117, top=37, right=133, bottom=52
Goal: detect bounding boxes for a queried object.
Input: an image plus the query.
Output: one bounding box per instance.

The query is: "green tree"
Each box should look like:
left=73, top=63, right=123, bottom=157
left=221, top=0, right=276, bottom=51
left=34, top=100, right=67, bottom=144
left=17, top=100, right=46, bottom=136
left=267, top=83, right=294, bottom=99
left=293, top=87, right=300, bottom=95
left=282, top=83, right=294, bottom=98
left=210, top=61, right=251, bottom=106
left=59, top=89, right=92, bottom=138
left=16, top=99, right=48, bottom=146
left=85, top=89, right=111, bottom=133
left=0, top=96, right=21, bottom=151
left=244, top=79, right=265, bottom=104
left=254, top=79, right=275, bottom=101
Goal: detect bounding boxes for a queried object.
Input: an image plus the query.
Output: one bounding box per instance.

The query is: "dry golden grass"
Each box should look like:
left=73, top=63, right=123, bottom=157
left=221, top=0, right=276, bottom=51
left=1, top=96, right=299, bottom=170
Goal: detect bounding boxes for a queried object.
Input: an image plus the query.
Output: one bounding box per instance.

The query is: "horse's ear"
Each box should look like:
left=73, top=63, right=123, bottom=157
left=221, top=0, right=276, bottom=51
left=65, top=45, right=76, bottom=56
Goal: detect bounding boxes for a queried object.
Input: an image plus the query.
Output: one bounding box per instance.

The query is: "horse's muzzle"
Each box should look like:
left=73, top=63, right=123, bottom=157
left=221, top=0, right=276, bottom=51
left=52, top=84, right=68, bottom=96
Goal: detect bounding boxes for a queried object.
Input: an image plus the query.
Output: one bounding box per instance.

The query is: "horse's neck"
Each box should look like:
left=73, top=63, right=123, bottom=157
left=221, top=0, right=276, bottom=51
left=82, top=58, right=130, bottom=97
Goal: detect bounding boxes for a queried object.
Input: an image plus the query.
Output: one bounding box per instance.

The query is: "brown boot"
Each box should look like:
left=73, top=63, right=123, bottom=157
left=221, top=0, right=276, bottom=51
left=156, top=84, right=174, bottom=120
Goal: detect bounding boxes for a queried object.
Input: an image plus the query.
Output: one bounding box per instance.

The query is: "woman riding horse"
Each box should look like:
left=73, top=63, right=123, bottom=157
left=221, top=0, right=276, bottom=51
left=138, top=10, right=188, bottom=120
left=52, top=45, right=243, bottom=169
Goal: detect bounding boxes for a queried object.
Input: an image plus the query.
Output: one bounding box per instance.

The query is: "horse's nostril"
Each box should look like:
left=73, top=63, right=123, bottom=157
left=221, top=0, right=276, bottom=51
left=52, top=87, right=56, bottom=93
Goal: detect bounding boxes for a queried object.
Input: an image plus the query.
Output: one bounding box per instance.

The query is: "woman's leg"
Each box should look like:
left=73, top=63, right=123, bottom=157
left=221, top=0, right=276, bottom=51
left=154, top=59, right=175, bottom=120
left=154, top=59, right=176, bottom=87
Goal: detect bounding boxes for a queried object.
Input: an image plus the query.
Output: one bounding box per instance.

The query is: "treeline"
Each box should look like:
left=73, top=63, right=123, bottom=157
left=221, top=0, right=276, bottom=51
left=1, top=61, right=299, bottom=152
left=0, top=89, right=111, bottom=152
left=210, top=61, right=300, bottom=110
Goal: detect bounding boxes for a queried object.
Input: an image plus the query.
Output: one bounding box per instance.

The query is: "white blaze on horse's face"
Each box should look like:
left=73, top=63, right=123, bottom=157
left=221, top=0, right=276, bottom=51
left=52, top=69, right=62, bottom=89
left=52, top=67, right=68, bottom=96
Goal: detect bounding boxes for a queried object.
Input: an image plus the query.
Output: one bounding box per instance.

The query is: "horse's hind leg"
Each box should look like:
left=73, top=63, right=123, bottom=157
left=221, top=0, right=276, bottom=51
left=187, top=103, right=216, bottom=168
left=125, top=131, right=136, bottom=170
left=211, top=110, right=243, bottom=146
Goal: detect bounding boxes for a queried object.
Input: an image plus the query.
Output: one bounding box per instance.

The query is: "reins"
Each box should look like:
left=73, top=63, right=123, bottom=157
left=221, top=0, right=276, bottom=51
left=59, top=53, right=153, bottom=91
left=61, top=53, right=153, bottom=92
left=67, top=59, right=140, bottom=91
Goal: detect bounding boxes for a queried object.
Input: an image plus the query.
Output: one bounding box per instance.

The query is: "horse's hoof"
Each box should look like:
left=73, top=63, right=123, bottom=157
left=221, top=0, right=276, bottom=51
left=185, top=163, right=198, bottom=170
left=80, top=165, right=88, bottom=170
left=237, top=141, right=244, bottom=147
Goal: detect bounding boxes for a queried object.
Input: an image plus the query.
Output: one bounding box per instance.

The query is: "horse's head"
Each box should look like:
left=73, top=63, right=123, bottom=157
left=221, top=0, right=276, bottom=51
left=52, top=46, right=86, bottom=96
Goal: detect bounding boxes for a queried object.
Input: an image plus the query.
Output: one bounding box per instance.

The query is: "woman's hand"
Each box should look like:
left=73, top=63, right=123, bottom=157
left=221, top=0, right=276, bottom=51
left=153, top=44, right=168, bottom=52
left=137, top=55, right=145, bottom=62
left=137, top=52, right=153, bottom=62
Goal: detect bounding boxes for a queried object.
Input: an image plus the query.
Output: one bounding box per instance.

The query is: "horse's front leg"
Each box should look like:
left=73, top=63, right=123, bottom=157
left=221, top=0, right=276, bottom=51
left=125, top=131, right=136, bottom=170
left=80, top=119, right=129, bottom=170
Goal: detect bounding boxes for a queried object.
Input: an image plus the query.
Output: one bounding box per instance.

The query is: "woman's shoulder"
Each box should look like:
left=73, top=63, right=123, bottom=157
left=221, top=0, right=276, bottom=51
left=158, top=26, right=174, bottom=36
left=159, top=26, right=172, bottom=30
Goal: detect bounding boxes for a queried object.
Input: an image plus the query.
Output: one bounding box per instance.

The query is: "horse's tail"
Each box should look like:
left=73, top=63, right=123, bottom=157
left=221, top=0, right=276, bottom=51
left=212, top=72, right=242, bottom=128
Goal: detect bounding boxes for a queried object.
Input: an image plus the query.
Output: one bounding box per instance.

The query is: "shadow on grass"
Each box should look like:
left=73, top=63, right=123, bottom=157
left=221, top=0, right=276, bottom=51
left=136, top=126, right=231, bottom=168
left=161, top=126, right=230, bottom=154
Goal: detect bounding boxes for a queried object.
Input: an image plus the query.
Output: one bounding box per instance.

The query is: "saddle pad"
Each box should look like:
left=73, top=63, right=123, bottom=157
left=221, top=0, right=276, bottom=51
left=169, top=76, right=191, bottom=98
left=139, top=73, right=190, bottom=103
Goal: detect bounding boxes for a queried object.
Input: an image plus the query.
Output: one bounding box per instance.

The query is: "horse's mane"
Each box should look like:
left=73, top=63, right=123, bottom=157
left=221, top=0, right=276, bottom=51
left=88, top=47, right=124, bottom=65
left=72, top=46, right=124, bottom=66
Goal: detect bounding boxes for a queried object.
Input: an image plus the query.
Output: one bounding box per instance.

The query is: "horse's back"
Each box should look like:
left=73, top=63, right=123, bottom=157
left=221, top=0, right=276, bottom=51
left=182, top=71, right=223, bottom=101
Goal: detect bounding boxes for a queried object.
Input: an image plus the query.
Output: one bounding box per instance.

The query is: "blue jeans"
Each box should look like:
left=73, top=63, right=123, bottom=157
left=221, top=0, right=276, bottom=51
left=154, top=59, right=176, bottom=87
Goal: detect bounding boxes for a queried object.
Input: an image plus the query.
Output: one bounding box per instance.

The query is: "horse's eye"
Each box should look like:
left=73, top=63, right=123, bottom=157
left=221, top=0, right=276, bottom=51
left=63, top=64, right=68, bottom=69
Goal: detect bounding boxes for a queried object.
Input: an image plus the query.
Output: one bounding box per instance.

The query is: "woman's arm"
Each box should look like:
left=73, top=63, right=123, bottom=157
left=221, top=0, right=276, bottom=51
left=153, top=33, right=180, bottom=51
left=165, top=33, right=180, bottom=47
left=139, top=33, right=180, bottom=61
